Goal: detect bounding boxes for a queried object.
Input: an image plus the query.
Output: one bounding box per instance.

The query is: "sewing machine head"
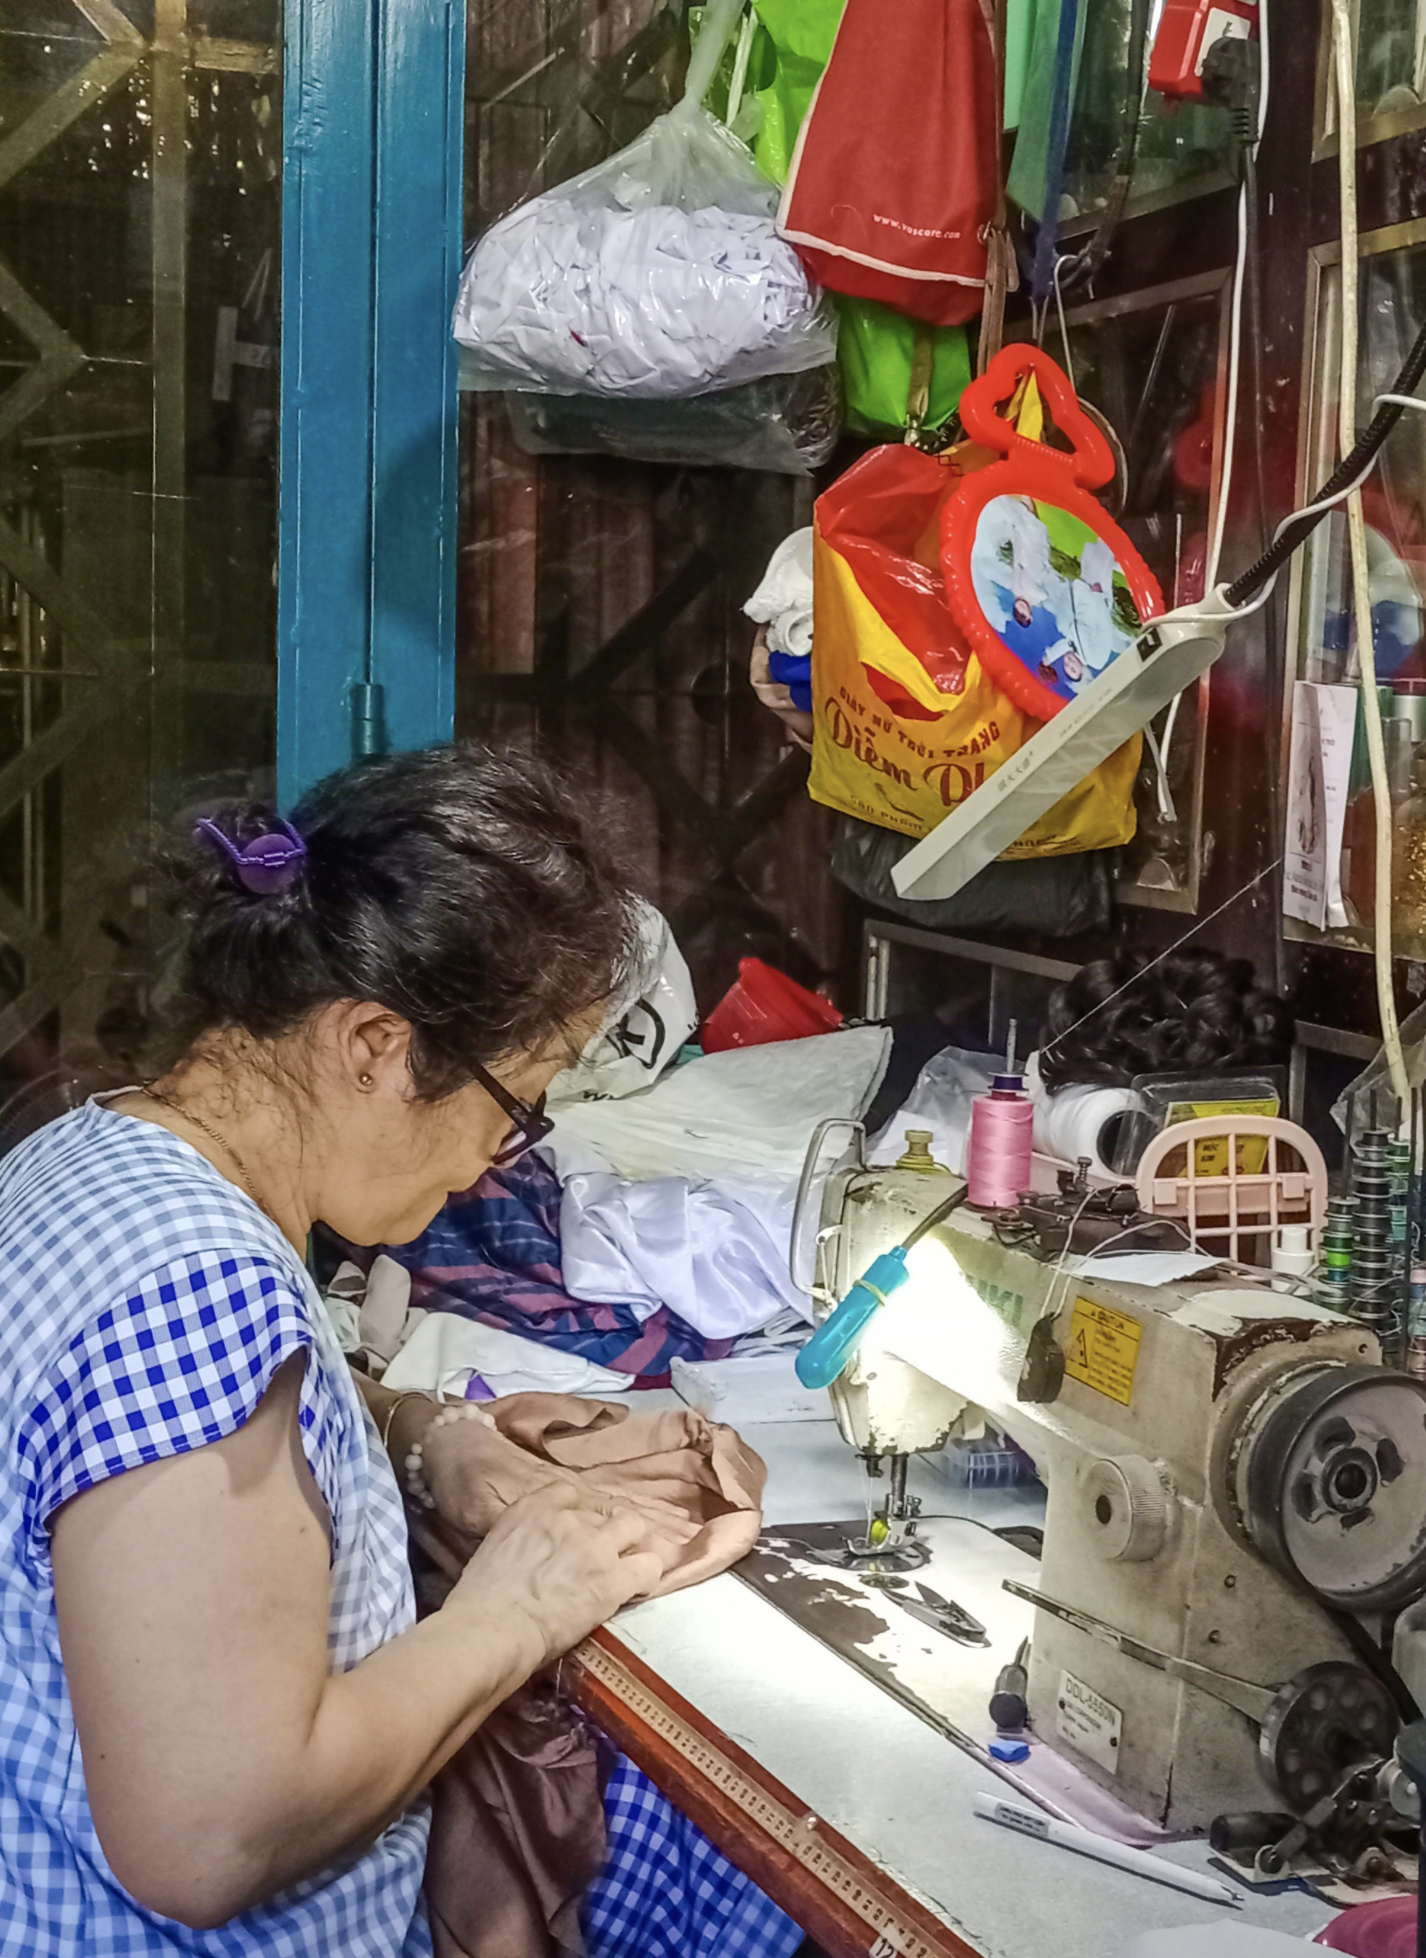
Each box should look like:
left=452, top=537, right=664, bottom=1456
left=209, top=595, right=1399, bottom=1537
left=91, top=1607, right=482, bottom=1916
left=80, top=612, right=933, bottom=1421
left=812, top=1151, right=1426, bottom=1869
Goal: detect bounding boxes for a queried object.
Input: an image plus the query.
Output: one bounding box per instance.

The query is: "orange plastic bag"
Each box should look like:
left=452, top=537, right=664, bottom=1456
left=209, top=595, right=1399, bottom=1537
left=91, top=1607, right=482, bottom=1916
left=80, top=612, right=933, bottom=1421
left=807, top=433, right=1142, bottom=849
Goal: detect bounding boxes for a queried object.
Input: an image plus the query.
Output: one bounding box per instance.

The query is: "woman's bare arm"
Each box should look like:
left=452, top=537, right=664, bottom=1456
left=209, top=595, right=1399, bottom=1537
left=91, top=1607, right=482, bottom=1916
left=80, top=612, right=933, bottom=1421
left=52, top=1355, right=660, bottom=1930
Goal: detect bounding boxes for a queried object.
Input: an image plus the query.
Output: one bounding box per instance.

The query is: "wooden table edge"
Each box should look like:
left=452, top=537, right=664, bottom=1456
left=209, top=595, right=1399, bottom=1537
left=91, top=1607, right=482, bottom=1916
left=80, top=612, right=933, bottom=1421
left=569, top=1624, right=983, bottom=1958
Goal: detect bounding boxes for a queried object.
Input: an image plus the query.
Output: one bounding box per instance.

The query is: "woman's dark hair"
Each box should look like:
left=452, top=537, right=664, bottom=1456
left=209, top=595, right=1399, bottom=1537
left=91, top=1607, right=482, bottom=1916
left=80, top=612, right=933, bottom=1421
left=1036, top=950, right=1294, bottom=1094
left=162, top=744, right=640, bottom=1097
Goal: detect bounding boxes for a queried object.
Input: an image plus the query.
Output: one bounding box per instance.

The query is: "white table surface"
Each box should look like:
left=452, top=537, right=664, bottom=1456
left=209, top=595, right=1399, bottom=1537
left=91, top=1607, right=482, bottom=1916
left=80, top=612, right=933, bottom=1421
left=610, top=1412, right=1334, bottom=1958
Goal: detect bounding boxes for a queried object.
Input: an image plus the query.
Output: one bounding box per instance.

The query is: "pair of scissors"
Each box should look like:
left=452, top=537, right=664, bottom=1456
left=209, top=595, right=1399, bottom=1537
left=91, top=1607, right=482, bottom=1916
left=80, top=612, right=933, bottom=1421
left=873, top=1577, right=990, bottom=1647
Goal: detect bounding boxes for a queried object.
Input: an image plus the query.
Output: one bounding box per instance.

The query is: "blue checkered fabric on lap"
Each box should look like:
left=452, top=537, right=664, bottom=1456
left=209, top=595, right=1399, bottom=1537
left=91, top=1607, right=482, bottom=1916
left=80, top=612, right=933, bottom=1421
left=583, top=1755, right=805, bottom=1958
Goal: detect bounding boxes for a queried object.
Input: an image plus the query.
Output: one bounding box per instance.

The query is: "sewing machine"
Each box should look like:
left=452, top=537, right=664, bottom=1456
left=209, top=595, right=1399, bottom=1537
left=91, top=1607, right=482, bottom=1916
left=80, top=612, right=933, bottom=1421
left=805, top=1143, right=1426, bottom=1871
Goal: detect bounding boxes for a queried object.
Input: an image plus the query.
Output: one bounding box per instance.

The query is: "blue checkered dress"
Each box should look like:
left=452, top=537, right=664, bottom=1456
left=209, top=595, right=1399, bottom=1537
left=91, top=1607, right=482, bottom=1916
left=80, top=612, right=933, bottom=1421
left=583, top=1756, right=805, bottom=1958
left=0, top=1102, right=804, bottom=1958
left=0, top=1101, right=431, bottom=1956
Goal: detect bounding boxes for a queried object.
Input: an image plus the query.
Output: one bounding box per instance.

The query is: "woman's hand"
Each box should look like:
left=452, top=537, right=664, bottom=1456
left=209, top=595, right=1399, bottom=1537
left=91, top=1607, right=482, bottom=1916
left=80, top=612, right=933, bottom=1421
left=419, top=1408, right=581, bottom=1541
left=749, top=624, right=814, bottom=751
left=450, top=1483, right=664, bottom=1665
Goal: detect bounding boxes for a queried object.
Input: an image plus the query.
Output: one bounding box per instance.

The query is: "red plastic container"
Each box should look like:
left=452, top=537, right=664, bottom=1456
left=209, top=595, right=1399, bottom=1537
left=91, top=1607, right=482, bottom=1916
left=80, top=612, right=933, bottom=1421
left=701, top=958, right=844, bottom=1053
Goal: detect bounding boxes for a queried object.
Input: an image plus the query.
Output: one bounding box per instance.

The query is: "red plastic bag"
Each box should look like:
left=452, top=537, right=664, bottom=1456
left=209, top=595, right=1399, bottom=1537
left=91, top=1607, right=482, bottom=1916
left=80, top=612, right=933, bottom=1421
left=776, top=0, right=1000, bottom=328
left=702, top=959, right=843, bottom=1053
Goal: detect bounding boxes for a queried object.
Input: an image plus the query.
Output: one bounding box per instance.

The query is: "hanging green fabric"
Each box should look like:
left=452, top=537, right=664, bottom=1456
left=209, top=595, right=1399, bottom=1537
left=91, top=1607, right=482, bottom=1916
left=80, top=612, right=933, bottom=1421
left=750, top=0, right=975, bottom=435
left=748, top=0, right=842, bottom=183
left=1005, top=0, right=1088, bottom=226
left=835, top=301, right=973, bottom=435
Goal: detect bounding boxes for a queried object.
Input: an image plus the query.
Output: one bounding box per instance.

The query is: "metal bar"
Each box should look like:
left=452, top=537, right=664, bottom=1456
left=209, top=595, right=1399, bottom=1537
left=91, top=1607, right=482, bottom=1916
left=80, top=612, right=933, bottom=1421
left=1001, top=1581, right=1278, bottom=1724
left=569, top=552, right=718, bottom=694
left=151, top=0, right=189, bottom=799
left=0, top=259, right=88, bottom=452
left=1295, top=1020, right=1383, bottom=1060
left=0, top=514, right=108, bottom=667
left=190, top=38, right=279, bottom=73
left=858, top=917, right=1081, bottom=984
left=70, top=0, right=145, bottom=43
left=0, top=46, right=141, bottom=196
left=0, top=684, right=143, bottom=822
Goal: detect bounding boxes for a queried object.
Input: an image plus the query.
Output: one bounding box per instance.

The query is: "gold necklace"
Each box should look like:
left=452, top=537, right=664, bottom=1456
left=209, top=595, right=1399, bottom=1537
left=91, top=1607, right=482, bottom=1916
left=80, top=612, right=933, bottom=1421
left=139, top=1087, right=263, bottom=1210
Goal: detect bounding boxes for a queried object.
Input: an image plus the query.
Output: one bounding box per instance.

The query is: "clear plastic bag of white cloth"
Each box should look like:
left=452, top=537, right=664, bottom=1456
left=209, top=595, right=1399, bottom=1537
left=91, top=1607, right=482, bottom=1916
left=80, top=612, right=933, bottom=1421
left=498, top=364, right=842, bottom=475
left=452, top=0, right=837, bottom=401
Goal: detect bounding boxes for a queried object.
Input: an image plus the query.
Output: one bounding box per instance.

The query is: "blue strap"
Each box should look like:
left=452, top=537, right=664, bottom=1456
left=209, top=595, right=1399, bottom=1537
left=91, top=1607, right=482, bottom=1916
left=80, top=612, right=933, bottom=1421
left=1030, top=0, right=1083, bottom=304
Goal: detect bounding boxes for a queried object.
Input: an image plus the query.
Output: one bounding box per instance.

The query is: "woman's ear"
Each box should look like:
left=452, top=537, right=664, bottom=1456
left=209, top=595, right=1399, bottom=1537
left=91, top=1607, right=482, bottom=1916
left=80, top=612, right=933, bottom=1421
left=320, top=1000, right=413, bottom=1094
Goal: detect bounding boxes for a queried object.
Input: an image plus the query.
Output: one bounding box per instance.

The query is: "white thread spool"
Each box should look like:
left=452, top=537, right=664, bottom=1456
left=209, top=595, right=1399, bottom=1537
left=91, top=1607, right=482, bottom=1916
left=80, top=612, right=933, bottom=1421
left=1034, top=1083, right=1142, bottom=1179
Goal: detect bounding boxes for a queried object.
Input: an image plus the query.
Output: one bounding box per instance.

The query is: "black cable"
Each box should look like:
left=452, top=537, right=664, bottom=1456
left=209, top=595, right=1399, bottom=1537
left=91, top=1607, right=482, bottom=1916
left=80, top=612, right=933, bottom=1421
left=1226, top=311, right=1426, bottom=607
left=901, top=1186, right=970, bottom=1252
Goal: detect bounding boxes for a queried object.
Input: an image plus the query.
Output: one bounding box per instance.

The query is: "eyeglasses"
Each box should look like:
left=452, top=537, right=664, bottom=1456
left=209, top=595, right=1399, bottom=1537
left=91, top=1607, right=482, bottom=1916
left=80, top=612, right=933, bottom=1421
left=473, top=1063, right=554, bottom=1166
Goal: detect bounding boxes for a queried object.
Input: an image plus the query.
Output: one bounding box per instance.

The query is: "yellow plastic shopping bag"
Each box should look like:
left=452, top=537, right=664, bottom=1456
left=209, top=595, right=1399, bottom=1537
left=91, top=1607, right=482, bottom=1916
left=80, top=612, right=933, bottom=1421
left=808, top=431, right=1141, bottom=849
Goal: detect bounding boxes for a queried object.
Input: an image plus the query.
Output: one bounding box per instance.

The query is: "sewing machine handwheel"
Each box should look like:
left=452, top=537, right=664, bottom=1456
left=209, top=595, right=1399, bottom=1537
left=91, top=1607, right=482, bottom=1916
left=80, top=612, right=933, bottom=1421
left=1222, top=1363, right=1426, bottom=1612
left=1259, top=1663, right=1399, bottom=1816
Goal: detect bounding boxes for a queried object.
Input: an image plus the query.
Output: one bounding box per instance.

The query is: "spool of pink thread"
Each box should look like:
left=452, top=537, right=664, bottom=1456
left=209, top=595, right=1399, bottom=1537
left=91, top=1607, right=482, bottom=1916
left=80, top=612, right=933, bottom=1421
left=966, top=1074, right=1034, bottom=1209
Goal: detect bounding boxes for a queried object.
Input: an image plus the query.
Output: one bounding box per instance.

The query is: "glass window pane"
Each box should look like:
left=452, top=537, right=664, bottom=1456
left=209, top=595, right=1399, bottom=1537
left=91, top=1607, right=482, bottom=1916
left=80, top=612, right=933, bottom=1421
left=0, top=1, right=279, bottom=1117
left=1354, top=0, right=1424, bottom=121
left=1015, top=285, right=1225, bottom=906
left=1293, top=236, right=1426, bottom=950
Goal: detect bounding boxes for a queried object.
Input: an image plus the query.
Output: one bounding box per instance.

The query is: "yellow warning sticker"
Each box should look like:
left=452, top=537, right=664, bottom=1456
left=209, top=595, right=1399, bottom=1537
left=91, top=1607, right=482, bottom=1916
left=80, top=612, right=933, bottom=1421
left=1064, top=1298, right=1143, bottom=1407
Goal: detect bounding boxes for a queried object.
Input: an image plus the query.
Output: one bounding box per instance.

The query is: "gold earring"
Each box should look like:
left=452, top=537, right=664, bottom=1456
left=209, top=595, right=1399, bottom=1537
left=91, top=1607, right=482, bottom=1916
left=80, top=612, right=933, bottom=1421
left=359, top=1072, right=375, bottom=1090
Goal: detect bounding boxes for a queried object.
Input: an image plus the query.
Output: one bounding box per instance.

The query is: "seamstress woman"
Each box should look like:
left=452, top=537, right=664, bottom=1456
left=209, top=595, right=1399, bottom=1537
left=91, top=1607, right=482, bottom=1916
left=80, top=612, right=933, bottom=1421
left=0, top=745, right=795, bottom=1956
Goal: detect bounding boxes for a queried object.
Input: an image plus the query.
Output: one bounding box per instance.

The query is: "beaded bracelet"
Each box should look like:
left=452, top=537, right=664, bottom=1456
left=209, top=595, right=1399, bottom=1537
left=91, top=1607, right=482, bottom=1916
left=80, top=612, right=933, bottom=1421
left=403, top=1401, right=496, bottom=1511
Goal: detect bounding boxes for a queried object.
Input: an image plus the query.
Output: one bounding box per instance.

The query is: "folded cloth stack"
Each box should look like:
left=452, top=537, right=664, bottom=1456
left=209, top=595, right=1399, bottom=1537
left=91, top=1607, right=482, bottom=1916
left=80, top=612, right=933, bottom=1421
left=322, top=1029, right=888, bottom=1386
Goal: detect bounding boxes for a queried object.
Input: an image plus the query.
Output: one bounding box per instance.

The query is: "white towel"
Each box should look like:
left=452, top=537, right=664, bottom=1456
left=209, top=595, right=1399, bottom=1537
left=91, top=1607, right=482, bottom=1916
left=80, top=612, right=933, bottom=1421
left=744, top=527, right=814, bottom=660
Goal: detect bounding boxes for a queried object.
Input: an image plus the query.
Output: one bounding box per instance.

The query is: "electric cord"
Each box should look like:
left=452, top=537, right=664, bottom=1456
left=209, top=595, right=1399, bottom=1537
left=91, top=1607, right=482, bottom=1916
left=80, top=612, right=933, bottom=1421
left=901, top=1186, right=970, bottom=1252
left=1225, top=333, right=1426, bottom=607
left=1332, top=0, right=1409, bottom=1112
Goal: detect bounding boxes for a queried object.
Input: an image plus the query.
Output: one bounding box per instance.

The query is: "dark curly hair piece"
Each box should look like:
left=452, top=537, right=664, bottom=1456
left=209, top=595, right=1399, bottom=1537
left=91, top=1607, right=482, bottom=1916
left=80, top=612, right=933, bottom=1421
left=1036, top=950, right=1294, bottom=1094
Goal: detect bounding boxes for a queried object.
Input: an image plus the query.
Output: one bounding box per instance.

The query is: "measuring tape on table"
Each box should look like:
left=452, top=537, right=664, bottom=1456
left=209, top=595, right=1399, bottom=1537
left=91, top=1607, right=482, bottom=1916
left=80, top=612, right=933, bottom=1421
left=573, top=1633, right=973, bottom=1958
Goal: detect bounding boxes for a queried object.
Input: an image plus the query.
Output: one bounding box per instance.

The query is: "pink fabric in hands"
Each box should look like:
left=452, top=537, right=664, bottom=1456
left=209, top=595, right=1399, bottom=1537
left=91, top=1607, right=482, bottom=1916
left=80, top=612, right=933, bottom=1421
left=482, top=1393, right=766, bottom=1596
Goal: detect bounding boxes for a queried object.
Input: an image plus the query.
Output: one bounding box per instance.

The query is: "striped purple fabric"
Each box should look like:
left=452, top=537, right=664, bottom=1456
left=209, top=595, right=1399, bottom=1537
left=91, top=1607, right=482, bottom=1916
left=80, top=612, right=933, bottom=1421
left=321, top=1152, right=735, bottom=1385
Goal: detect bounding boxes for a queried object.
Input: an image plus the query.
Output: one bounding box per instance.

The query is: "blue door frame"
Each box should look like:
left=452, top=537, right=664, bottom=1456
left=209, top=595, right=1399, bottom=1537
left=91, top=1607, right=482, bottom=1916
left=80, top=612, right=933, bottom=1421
left=277, top=0, right=466, bottom=808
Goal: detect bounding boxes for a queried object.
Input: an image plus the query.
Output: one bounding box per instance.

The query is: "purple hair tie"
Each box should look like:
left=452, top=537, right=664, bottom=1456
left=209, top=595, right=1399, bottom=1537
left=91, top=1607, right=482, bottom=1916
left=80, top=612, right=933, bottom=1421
left=195, top=816, right=307, bottom=896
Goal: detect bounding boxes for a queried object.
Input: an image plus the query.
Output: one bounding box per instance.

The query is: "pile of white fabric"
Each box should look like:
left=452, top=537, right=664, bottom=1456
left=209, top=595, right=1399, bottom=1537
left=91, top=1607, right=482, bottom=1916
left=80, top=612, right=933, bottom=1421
left=454, top=0, right=835, bottom=403
left=546, top=1021, right=890, bottom=1341
left=456, top=200, right=831, bottom=400
left=329, top=909, right=888, bottom=1393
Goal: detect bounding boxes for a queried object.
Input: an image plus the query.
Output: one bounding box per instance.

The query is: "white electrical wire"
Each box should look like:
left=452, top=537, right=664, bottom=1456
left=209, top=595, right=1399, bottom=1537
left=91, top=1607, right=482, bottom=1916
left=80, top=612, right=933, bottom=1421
left=1052, top=252, right=1077, bottom=392
left=1331, top=0, right=1410, bottom=1111
left=1203, top=181, right=1251, bottom=595
left=1157, top=3, right=1270, bottom=776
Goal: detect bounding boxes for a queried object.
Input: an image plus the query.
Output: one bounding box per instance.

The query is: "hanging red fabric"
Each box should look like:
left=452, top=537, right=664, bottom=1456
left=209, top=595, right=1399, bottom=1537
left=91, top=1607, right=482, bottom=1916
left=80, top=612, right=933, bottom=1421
left=776, top=0, right=1001, bottom=328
